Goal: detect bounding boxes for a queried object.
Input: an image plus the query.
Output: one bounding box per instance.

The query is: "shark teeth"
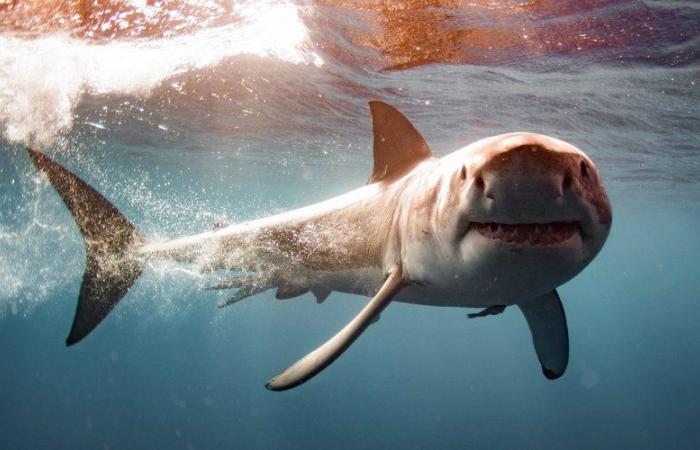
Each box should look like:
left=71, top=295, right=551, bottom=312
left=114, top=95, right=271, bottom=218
left=472, top=221, right=580, bottom=245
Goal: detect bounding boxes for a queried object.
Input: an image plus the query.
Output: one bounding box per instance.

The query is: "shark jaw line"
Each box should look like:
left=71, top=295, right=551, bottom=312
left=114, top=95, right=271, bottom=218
left=468, top=221, right=583, bottom=246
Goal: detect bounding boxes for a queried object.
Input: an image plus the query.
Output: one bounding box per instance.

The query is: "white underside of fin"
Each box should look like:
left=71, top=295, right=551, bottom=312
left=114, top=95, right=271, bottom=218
left=265, top=265, right=404, bottom=391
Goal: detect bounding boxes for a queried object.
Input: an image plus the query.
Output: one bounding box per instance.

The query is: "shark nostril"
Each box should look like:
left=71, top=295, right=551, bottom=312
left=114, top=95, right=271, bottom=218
left=562, top=173, right=572, bottom=190
left=474, top=175, right=493, bottom=199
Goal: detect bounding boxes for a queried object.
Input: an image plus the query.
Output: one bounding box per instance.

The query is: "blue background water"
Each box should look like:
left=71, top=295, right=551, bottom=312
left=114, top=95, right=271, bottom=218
left=1, top=1, right=699, bottom=449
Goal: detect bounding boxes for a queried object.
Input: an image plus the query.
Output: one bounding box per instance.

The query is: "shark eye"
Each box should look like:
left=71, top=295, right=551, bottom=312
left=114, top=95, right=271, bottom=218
left=459, top=166, right=467, bottom=181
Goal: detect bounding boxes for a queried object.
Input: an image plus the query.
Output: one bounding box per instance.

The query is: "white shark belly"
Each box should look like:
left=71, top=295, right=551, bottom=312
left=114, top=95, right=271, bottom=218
left=311, top=267, right=385, bottom=298
left=312, top=266, right=511, bottom=308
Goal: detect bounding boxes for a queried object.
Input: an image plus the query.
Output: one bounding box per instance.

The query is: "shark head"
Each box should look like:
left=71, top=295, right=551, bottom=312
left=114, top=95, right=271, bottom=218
left=366, top=102, right=610, bottom=304
left=422, top=132, right=612, bottom=302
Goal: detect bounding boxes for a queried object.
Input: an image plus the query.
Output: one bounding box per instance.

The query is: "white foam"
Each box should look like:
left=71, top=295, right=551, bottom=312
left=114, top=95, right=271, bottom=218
left=0, top=0, right=322, bottom=145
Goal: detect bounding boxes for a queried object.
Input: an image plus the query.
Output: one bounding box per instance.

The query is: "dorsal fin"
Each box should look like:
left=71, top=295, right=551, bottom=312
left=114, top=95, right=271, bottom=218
left=368, top=101, right=433, bottom=184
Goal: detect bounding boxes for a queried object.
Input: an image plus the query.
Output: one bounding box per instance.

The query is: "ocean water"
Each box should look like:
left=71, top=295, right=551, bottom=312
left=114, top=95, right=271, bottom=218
left=1, top=1, right=699, bottom=449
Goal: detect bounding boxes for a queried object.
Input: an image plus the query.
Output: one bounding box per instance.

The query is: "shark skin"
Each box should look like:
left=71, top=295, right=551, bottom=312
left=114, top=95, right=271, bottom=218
left=27, top=101, right=612, bottom=391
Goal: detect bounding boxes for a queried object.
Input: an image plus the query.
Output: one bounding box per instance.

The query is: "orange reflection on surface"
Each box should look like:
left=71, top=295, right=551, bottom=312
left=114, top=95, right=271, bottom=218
left=0, top=0, right=236, bottom=39
left=315, top=0, right=658, bottom=70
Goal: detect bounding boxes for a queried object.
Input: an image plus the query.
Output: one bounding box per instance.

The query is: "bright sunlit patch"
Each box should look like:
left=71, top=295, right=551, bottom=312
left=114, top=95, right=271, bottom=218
left=234, top=1, right=324, bottom=67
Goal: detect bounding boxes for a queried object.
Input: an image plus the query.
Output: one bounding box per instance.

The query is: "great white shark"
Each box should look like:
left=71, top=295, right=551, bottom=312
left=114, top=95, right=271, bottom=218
left=27, top=101, right=612, bottom=391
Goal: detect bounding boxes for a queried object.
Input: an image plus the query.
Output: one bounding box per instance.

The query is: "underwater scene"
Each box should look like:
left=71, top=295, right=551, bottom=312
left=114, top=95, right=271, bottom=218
left=1, top=1, right=699, bottom=449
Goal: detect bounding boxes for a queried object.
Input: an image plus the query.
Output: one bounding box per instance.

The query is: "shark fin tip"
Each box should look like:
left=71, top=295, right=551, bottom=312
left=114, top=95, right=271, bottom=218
left=542, top=366, right=562, bottom=380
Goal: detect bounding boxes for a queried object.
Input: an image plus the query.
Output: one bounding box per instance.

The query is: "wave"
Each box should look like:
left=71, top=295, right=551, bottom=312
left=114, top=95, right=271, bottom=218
left=0, top=0, right=322, bottom=145
left=0, top=0, right=698, bottom=147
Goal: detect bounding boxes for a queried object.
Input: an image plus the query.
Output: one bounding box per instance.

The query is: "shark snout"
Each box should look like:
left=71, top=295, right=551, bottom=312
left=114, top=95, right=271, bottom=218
left=473, top=144, right=581, bottom=208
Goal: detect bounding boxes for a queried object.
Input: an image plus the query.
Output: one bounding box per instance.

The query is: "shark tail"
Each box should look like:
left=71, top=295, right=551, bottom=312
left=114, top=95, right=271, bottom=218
left=27, top=148, right=145, bottom=346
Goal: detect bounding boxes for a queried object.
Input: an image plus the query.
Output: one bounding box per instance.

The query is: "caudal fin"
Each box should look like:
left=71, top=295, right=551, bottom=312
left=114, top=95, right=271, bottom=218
left=27, top=148, right=145, bottom=346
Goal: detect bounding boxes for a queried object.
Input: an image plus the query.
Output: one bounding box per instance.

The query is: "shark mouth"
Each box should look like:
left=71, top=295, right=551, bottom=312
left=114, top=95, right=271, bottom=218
left=471, top=221, right=581, bottom=245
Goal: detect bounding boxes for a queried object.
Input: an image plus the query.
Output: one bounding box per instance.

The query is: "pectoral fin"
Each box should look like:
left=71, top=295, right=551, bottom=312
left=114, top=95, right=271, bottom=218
left=517, top=290, right=569, bottom=380
left=265, top=265, right=404, bottom=391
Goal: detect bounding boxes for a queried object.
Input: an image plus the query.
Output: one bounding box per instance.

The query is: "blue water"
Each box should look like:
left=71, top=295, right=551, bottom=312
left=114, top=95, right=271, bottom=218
left=1, top=1, right=700, bottom=449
